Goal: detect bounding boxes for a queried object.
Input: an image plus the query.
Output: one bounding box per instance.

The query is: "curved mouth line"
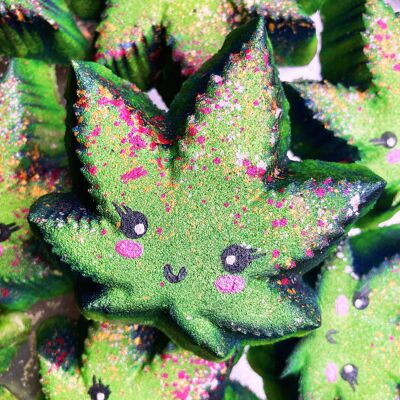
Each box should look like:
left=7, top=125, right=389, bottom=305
left=164, top=264, right=187, bottom=283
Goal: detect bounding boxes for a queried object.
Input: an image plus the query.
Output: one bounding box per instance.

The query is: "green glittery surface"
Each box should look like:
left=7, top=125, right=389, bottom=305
left=0, top=0, right=88, bottom=63
left=0, top=58, right=71, bottom=311
left=94, top=0, right=317, bottom=95
left=29, top=20, right=384, bottom=359
left=37, top=318, right=258, bottom=399
left=284, top=226, right=400, bottom=399
left=288, top=0, right=400, bottom=227
left=67, top=0, right=104, bottom=20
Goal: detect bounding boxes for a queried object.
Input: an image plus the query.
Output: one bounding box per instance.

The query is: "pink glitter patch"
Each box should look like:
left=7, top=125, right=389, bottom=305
left=215, top=275, right=245, bottom=293
left=335, top=294, right=349, bottom=316
left=387, top=149, right=400, bottom=164
left=88, top=166, right=97, bottom=176
left=121, top=166, right=148, bottom=183
left=115, top=240, right=143, bottom=258
left=377, top=19, right=387, bottom=30
left=325, top=362, right=338, bottom=383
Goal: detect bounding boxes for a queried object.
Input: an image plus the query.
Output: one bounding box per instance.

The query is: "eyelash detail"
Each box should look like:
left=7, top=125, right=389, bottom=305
left=221, top=244, right=266, bottom=274
left=113, top=203, right=148, bottom=239
left=0, top=222, right=20, bottom=242
left=369, top=131, right=397, bottom=148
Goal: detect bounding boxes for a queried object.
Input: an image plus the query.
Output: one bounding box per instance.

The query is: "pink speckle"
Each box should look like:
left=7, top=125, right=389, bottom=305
left=375, top=34, right=384, bottom=42
left=213, top=157, right=221, bottom=165
left=90, top=126, right=101, bottom=136
left=88, top=165, right=97, bottom=176
left=325, top=362, right=338, bottom=383
left=316, top=187, right=325, bottom=198
left=215, top=275, right=245, bottom=294
left=223, top=202, right=230, bottom=208
left=156, top=227, right=163, bottom=235
left=253, top=100, right=259, bottom=107
left=280, top=278, right=289, bottom=285
left=101, top=229, right=107, bottom=236
left=377, top=19, right=387, bottom=30
left=200, top=107, right=212, bottom=115
left=0, top=245, right=3, bottom=256
left=387, top=149, right=400, bottom=164
left=160, top=282, right=165, bottom=287
left=276, top=201, right=283, bottom=209
left=317, top=220, right=325, bottom=227
left=197, top=136, right=206, bottom=144
left=272, top=218, right=287, bottom=228
left=335, top=294, right=349, bottom=316
left=394, top=64, right=400, bottom=72
left=263, top=53, right=269, bottom=66
left=129, top=134, right=147, bottom=150
left=173, top=387, right=190, bottom=400
left=272, top=249, right=280, bottom=258
left=115, top=240, right=143, bottom=258
left=121, top=166, right=148, bottom=183
left=177, top=370, right=186, bottom=379
left=246, top=166, right=258, bottom=177
left=306, top=248, right=313, bottom=257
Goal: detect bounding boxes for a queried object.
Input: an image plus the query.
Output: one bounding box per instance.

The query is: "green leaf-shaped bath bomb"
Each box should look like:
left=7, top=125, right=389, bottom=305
left=288, top=0, right=400, bottom=226
left=0, top=58, right=71, bottom=311
left=37, top=319, right=258, bottom=399
left=0, top=0, right=88, bottom=63
left=30, top=20, right=384, bottom=359
left=94, top=0, right=317, bottom=96
left=285, top=226, right=400, bottom=399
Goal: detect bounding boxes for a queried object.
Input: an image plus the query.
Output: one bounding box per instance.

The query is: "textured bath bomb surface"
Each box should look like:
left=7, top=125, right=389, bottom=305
left=0, top=0, right=88, bottom=63
left=284, top=226, right=400, bottom=399
left=37, top=318, right=258, bottom=400
left=30, top=19, right=384, bottom=360
left=67, top=0, right=104, bottom=20
left=0, top=58, right=71, bottom=311
left=94, top=0, right=317, bottom=95
left=288, top=0, right=400, bottom=226
left=0, top=312, right=30, bottom=374
left=296, top=0, right=325, bottom=15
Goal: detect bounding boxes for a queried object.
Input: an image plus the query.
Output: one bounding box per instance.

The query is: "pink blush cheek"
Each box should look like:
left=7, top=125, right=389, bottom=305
left=335, top=294, right=349, bottom=316
left=325, top=362, right=338, bottom=383
left=115, top=240, right=143, bottom=258
left=387, top=149, right=400, bottom=164
left=215, top=275, right=245, bottom=293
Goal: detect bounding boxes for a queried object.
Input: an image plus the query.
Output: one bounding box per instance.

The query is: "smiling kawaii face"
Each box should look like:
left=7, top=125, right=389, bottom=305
left=29, top=20, right=384, bottom=359
left=284, top=230, right=400, bottom=400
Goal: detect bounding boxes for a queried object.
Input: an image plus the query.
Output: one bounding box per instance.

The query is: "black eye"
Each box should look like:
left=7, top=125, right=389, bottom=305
left=88, top=376, right=111, bottom=400
left=340, top=364, right=358, bottom=391
left=0, top=222, right=20, bottom=242
left=370, top=131, right=397, bottom=148
left=113, top=203, right=148, bottom=239
left=352, top=289, right=369, bottom=310
left=221, top=244, right=265, bottom=274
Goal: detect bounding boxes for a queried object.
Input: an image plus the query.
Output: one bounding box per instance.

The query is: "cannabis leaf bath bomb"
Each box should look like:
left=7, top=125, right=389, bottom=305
left=30, top=20, right=384, bottom=359
left=285, top=226, right=400, bottom=399
left=0, top=0, right=88, bottom=63
left=37, top=319, right=259, bottom=399
left=0, top=58, right=71, bottom=311
left=288, top=0, right=400, bottom=225
left=94, top=0, right=317, bottom=92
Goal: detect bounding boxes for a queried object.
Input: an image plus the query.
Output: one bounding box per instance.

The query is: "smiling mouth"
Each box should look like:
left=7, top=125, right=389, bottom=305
left=164, top=265, right=187, bottom=283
